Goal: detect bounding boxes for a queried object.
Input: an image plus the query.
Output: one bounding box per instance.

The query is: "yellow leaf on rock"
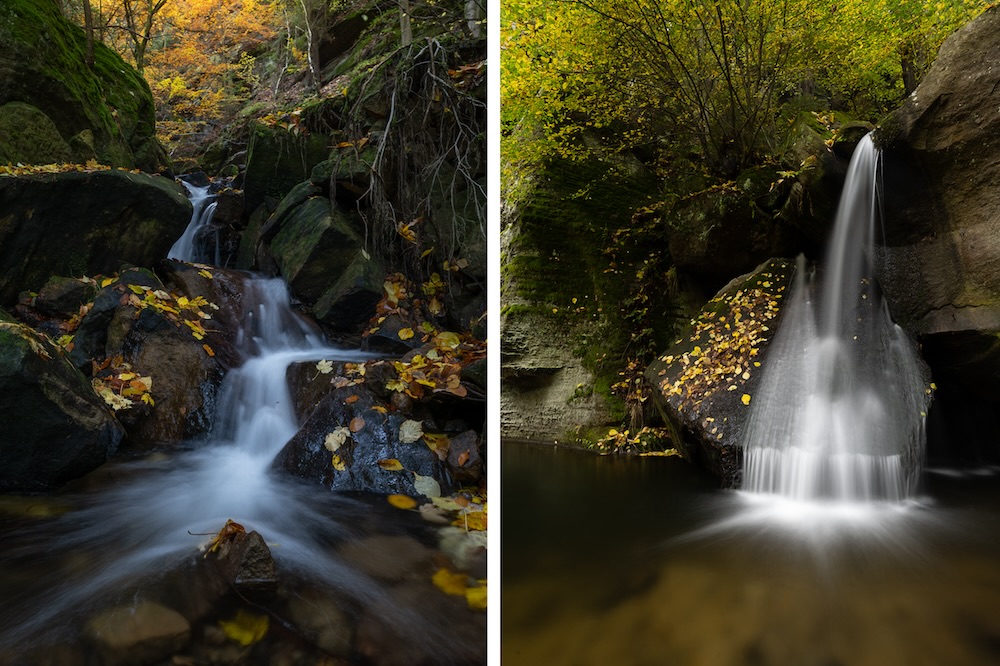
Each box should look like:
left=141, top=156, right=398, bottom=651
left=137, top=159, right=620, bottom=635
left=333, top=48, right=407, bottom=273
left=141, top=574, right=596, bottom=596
left=398, top=328, right=415, bottom=341
left=378, top=458, right=404, bottom=471
left=465, top=583, right=487, bottom=611
left=432, top=568, right=468, bottom=596
left=741, top=394, right=751, bottom=405
left=422, top=433, right=451, bottom=461
left=387, top=494, right=418, bottom=510
left=331, top=454, right=347, bottom=471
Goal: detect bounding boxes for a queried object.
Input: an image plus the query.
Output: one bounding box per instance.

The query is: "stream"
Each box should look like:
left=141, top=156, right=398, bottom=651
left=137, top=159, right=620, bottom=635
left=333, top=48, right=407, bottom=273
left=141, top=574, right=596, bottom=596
left=0, top=184, right=484, bottom=665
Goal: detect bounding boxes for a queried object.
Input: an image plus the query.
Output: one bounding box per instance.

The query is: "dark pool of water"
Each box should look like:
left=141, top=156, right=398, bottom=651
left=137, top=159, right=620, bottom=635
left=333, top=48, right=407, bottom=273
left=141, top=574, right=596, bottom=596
left=502, top=441, right=1000, bottom=666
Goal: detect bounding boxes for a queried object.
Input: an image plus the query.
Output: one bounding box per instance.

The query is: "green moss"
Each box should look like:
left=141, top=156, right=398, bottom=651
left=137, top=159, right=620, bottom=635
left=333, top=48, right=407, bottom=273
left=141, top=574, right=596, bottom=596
left=0, top=0, right=163, bottom=169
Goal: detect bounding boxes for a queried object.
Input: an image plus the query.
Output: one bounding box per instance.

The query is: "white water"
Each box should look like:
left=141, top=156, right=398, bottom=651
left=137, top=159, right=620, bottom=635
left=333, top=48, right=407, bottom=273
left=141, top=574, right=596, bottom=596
left=0, top=193, right=474, bottom=658
left=741, top=135, right=928, bottom=503
left=168, top=181, right=218, bottom=263
left=0, top=276, right=384, bottom=647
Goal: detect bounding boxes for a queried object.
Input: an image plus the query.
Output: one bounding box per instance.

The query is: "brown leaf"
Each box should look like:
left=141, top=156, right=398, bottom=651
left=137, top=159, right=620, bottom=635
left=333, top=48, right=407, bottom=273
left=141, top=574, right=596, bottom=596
left=345, top=394, right=360, bottom=404
left=457, top=451, right=470, bottom=466
left=349, top=416, right=366, bottom=432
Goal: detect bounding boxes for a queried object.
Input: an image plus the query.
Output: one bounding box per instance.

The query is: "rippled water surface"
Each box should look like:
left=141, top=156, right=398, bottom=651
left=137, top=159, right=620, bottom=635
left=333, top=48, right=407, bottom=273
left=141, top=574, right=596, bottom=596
left=502, top=442, right=1000, bottom=666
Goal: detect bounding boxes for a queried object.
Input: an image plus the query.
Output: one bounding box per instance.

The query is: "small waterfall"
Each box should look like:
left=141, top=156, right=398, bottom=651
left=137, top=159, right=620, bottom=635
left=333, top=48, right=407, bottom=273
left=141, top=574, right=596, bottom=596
left=741, top=135, right=928, bottom=502
left=168, top=181, right=218, bottom=263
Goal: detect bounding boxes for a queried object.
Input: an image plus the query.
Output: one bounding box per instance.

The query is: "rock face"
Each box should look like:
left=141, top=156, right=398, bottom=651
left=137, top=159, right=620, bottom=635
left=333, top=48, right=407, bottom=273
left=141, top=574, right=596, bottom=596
left=0, top=312, right=123, bottom=492
left=645, top=259, right=795, bottom=486
left=0, top=171, right=192, bottom=306
left=0, top=0, right=167, bottom=170
left=875, top=6, right=1000, bottom=412
left=501, top=308, right=616, bottom=443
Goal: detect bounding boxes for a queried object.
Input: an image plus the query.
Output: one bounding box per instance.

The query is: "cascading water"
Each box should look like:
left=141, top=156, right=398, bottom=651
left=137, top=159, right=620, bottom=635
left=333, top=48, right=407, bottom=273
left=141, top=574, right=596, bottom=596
left=741, top=134, right=928, bottom=503
left=168, top=181, right=218, bottom=263
left=0, top=185, right=480, bottom=661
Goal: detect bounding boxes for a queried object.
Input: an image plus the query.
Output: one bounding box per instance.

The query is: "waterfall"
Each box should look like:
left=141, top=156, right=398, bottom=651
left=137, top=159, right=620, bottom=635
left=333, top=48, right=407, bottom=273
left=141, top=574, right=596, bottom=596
left=741, top=134, right=928, bottom=502
left=168, top=181, right=218, bottom=263
left=0, top=185, right=398, bottom=653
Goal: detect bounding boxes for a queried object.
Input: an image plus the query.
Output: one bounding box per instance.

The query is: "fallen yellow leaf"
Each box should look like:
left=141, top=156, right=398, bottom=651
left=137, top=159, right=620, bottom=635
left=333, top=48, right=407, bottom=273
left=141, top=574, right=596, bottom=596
left=387, top=494, right=418, bottom=510
left=432, top=568, right=468, bottom=596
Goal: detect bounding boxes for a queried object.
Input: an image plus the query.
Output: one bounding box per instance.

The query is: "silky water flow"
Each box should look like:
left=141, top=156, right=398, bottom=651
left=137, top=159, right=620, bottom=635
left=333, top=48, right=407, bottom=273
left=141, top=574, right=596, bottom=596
left=0, top=186, right=469, bottom=660
left=741, top=134, right=928, bottom=503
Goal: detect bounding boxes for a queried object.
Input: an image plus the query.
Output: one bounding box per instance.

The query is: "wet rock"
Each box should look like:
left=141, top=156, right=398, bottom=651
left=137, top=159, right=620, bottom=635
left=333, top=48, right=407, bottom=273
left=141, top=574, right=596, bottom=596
left=272, top=382, right=450, bottom=497
left=70, top=268, right=233, bottom=448
left=339, top=534, right=434, bottom=582
left=0, top=310, right=124, bottom=492
left=212, top=530, right=278, bottom=600
left=446, top=430, right=482, bottom=484
left=0, top=170, right=191, bottom=307
left=644, top=258, right=796, bottom=486
left=86, top=601, right=190, bottom=666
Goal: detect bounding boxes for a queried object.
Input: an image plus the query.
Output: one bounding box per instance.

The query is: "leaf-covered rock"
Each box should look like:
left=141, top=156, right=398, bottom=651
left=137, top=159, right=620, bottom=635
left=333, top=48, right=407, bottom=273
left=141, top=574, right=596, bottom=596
left=272, top=382, right=451, bottom=497
left=645, top=258, right=795, bottom=486
left=0, top=311, right=123, bottom=492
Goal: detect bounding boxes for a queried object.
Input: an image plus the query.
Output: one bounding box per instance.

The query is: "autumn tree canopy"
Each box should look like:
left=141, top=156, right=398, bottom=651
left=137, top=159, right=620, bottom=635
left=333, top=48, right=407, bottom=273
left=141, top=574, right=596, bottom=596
left=501, top=0, right=988, bottom=180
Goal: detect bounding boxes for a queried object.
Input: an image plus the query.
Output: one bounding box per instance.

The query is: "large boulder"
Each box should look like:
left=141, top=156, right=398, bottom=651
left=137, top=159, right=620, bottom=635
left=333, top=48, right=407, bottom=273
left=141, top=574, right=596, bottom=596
left=267, top=193, right=385, bottom=332
left=645, top=259, right=795, bottom=486
left=875, top=6, right=1000, bottom=421
left=0, top=170, right=192, bottom=306
left=0, top=0, right=168, bottom=170
left=242, top=123, right=330, bottom=214
left=0, top=311, right=124, bottom=492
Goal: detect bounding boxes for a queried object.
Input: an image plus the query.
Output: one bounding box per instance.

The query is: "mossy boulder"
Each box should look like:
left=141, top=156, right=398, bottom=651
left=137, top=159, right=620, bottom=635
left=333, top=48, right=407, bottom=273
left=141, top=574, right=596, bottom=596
left=0, top=0, right=167, bottom=170
left=0, top=170, right=192, bottom=306
left=268, top=195, right=385, bottom=331
left=243, top=123, right=331, bottom=214
left=0, top=315, right=124, bottom=492
left=0, top=102, right=73, bottom=165
left=645, top=258, right=796, bottom=486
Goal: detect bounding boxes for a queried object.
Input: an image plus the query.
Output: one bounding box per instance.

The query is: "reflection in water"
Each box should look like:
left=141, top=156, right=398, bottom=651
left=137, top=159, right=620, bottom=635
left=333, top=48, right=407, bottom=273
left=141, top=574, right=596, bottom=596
left=502, top=442, right=1000, bottom=666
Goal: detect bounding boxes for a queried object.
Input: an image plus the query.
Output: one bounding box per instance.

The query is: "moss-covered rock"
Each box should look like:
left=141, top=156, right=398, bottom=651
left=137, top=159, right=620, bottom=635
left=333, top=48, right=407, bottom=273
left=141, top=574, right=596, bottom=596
left=0, top=0, right=167, bottom=170
left=243, top=123, right=331, bottom=214
left=0, top=102, right=73, bottom=165
left=664, top=183, right=802, bottom=287
left=0, top=170, right=192, bottom=306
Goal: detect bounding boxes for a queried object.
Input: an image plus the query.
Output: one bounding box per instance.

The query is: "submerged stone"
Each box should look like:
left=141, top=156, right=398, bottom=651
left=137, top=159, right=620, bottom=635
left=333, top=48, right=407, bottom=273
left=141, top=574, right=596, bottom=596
left=86, top=601, right=190, bottom=666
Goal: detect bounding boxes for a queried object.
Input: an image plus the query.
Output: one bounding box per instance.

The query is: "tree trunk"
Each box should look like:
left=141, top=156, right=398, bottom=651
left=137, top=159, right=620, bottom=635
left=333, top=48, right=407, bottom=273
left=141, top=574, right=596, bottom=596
left=399, top=0, right=412, bottom=47
left=82, top=0, right=95, bottom=68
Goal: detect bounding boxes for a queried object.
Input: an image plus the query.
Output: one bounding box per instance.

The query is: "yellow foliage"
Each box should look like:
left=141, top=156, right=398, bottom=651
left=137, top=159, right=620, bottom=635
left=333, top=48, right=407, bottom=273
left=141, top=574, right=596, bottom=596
left=218, top=609, right=269, bottom=646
